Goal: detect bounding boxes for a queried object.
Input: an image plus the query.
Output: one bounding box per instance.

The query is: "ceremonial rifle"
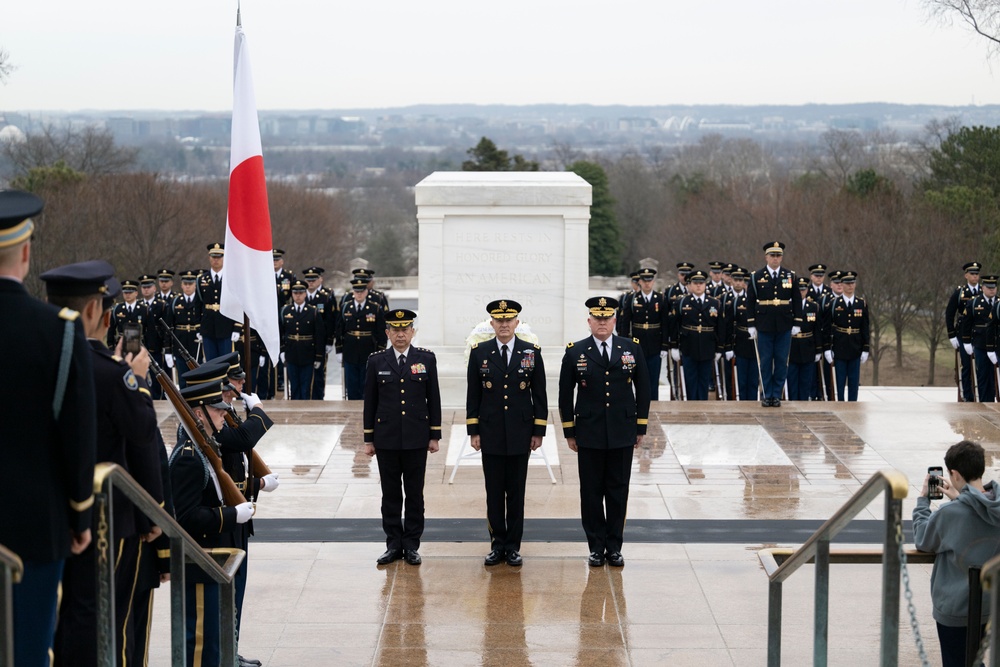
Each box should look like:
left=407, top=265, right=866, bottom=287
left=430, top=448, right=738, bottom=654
left=149, top=357, right=247, bottom=508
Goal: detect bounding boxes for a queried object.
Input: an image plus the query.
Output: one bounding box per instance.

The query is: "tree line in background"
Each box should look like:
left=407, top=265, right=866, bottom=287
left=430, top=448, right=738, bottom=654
left=2, top=119, right=998, bottom=387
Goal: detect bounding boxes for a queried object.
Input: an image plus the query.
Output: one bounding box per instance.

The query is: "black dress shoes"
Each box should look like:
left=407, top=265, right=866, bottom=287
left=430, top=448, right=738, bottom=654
left=376, top=548, right=403, bottom=565
left=484, top=548, right=505, bottom=566
left=506, top=550, right=523, bottom=566
left=606, top=551, right=625, bottom=567
left=772, top=398, right=781, bottom=407
left=761, top=398, right=771, bottom=407
left=588, top=552, right=606, bottom=567
left=403, top=549, right=422, bottom=565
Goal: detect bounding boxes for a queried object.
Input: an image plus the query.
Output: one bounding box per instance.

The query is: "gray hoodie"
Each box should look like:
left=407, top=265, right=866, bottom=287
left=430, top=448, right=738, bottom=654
left=913, top=480, right=1000, bottom=626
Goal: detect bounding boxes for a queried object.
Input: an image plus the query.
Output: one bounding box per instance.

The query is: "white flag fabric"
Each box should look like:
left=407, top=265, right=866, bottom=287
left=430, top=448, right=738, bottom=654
left=221, top=24, right=280, bottom=364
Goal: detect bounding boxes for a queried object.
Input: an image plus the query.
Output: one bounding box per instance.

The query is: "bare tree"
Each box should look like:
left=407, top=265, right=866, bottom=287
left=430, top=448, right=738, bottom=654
left=0, top=47, right=13, bottom=84
left=2, top=125, right=137, bottom=178
left=924, top=1, right=1000, bottom=52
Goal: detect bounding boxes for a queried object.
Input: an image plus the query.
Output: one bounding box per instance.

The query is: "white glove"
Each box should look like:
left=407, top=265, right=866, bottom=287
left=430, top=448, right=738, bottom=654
left=195, top=333, right=202, bottom=343
left=670, top=349, right=680, bottom=362
left=861, top=351, right=869, bottom=364
left=261, top=473, right=279, bottom=493
left=660, top=351, right=669, bottom=360
left=825, top=350, right=834, bottom=364
left=950, top=337, right=960, bottom=350
left=815, top=353, right=821, bottom=363
left=748, top=327, right=757, bottom=340
left=964, top=343, right=974, bottom=356
left=725, top=351, right=734, bottom=361
left=280, top=352, right=286, bottom=364
left=714, top=353, right=722, bottom=362
left=990, top=352, right=998, bottom=365
left=231, top=332, right=241, bottom=343
left=258, top=356, right=266, bottom=368
left=314, top=361, right=322, bottom=370
left=791, top=326, right=801, bottom=336
left=335, top=353, right=342, bottom=363
left=242, top=392, right=261, bottom=411
left=164, top=353, right=174, bottom=369
left=234, top=502, right=254, bottom=524
left=325, top=345, right=334, bottom=355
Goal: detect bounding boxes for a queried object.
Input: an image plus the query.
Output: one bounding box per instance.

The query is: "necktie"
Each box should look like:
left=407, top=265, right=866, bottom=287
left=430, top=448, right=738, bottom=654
left=187, top=297, right=192, bottom=305
left=215, top=275, right=220, bottom=287
left=398, top=354, right=406, bottom=370
left=501, top=344, right=509, bottom=368
left=602, top=341, right=609, bottom=364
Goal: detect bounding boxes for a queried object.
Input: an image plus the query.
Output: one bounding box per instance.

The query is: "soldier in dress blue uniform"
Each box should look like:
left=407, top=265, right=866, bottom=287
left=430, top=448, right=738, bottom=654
left=787, top=277, right=823, bottom=401
left=337, top=276, right=388, bottom=400
left=466, top=300, right=547, bottom=567
left=363, top=309, right=442, bottom=566
left=351, top=267, right=390, bottom=312
left=199, top=242, right=241, bottom=361
left=708, top=261, right=727, bottom=297
left=164, top=270, right=204, bottom=384
left=107, top=279, right=147, bottom=347
left=824, top=271, right=870, bottom=401
left=616, top=271, right=640, bottom=334
left=665, top=261, right=694, bottom=303
left=618, top=267, right=668, bottom=400
left=139, top=274, right=168, bottom=398
left=946, top=261, right=982, bottom=402
left=43, top=262, right=165, bottom=667
left=156, top=268, right=176, bottom=301
left=807, top=264, right=834, bottom=400
left=272, top=248, right=295, bottom=308
left=169, top=381, right=254, bottom=667
left=0, top=191, right=97, bottom=667
left=668, top=270, right=723, bottom=401
left=746, top=241, right=804, bottom=407
left=280, top=280, right=326, bottom=400
left=723, top=268, right=759, bottom=401
left=559, top=297, right=650, bottom=568
left=304, top=266, right=338, bottom=400
left=962, top=274, right=999, bottom=403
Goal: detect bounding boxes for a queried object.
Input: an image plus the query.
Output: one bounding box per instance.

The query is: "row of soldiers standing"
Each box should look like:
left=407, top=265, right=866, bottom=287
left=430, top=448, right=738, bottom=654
left=104, top=245, right=392, bottom=402
left=945, top=262, right=1000, bottom=403
left=616, top=242, right=871, bottom=404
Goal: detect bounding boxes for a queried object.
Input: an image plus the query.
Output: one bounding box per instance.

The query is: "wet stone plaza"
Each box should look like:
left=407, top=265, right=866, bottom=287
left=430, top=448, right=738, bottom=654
left=148, top=387, right=1000, bottom=665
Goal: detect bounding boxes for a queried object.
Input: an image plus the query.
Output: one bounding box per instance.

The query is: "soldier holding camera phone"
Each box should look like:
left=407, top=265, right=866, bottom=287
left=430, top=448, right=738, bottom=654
left=913, top=440, right=1000, bottom=667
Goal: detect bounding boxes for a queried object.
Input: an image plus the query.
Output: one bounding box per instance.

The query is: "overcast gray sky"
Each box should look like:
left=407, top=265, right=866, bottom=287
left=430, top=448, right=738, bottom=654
left=1, top=0, right=997, bottom=111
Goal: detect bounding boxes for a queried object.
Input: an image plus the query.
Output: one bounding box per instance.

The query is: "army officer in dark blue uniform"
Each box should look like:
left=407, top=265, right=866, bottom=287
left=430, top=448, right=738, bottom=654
left=363, top=309, right=441, bottom=566
left=466, top=299, right=547, bottom=567
left=280, top=279, right=325, bottom=400
left=337, top=276, right=388, bottom=400
left=559, top=297, right=650, bottom=568
left=668, top=270, right=723, bottom=400
left=787, top=277, right=823, bottom=401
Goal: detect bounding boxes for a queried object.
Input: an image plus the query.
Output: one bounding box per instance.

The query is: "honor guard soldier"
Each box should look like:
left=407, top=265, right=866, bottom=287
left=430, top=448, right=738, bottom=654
left=107, top=279, right=146, bottom=347
left=808, top=264, right=832, bottom=300
left=946, top=261, right=982, bottom=401
left=304, top=266, right=338, bottom=399
left=787, top=277, right=823, bottom=401
left=666, top=262, right=694, bottom=302
left=824, top=271, right=870, bottom=401
left=962, top=274, right=999, bottom=402
left=199, top=242, right=241, bottom=361
left=337, top=276, right=388, bottom=399
left=280, top=279, right=326, bottom=400
left=708, top=261, right=727, bottom=297
left=616, top=271, right=641, bottom=334
left=723, top=268, right=759, bottom=401
left=809, top=265, right=834, bottom=400
left=164, top=270, right=204, bottom=383
left=351, top=267, right=390, bottom=312
left=668, top=270, right=723, bottom=400
left=273, top=248, right=295, bottom=308
left=466, top=299, right=547, bottom=567
left=238, top=326, right=272, bottom=399
left=363, top=309, right=442, bottom=566
left=747, top=241, right=803, bottom=407
left=169, top=382, right=254, bottom=667
left=618, top=267, right=668, bottom=399
left=139, top=274, right=168, bottom=398
left=43, top=262, right=165, bottom=667
left=0, top=191, right=98, bottom=667
left=156, top=268, right=176, bottom=301
left=559, top=297, right=650, bottom=567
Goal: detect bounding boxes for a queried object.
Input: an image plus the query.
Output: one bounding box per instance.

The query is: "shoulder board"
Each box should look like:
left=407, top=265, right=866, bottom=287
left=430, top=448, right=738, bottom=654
left=533, top=343, right=540, bottom=349
left=415, top=346, right=434, bottom=353
left=471, top=342, right=478, bottom=349
left=111, top=355, right=123, bottom=362
left=58, top=307, right=80, bottom=321
left=633, top=337, right=640, bottom=344
left=566, top=342, right=574, bottom=348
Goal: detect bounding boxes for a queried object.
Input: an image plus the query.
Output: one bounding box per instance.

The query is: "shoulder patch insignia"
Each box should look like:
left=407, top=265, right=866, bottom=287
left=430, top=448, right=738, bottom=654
left=123, top=369, right=139, bottom=391
left=58, top=307, right=80, bottom=321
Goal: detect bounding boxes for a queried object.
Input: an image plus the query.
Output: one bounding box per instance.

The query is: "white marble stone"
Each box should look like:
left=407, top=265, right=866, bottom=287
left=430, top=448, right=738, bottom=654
left=257, top=424, right=344, bottom=467
left=662, top=424, right=793, bottom=467
left=445, top=428, right=560, bottom=468
left=415, top=172, right=592, bottom=407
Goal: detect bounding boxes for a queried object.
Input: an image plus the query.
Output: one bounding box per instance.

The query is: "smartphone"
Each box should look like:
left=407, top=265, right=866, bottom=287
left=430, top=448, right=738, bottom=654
left=122, top=322, right=143, bottom=357
left=928, top=466, right=944, bottom=500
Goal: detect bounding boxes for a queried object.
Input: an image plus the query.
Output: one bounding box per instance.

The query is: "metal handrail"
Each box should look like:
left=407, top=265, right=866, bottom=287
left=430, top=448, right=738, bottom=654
left=979, top=553, right=1000, bottom=666
left=92, top=462, right=245, bottom=667
left=0, top=544, right=23, bottom=667
left=758, top=469, right=909, bottom=667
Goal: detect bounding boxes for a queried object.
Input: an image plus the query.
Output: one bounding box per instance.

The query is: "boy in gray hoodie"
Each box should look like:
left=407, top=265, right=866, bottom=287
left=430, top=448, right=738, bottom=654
left=913, top=439, right=1000, bottom=667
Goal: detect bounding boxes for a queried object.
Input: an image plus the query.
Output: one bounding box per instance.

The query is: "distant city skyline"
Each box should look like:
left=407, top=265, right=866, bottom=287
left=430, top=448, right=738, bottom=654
left=2, top=0, right=999, bottom=112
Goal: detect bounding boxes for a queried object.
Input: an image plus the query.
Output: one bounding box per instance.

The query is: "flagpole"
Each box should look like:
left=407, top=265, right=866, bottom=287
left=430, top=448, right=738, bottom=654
left=243, top=314, right=253, bottom=393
